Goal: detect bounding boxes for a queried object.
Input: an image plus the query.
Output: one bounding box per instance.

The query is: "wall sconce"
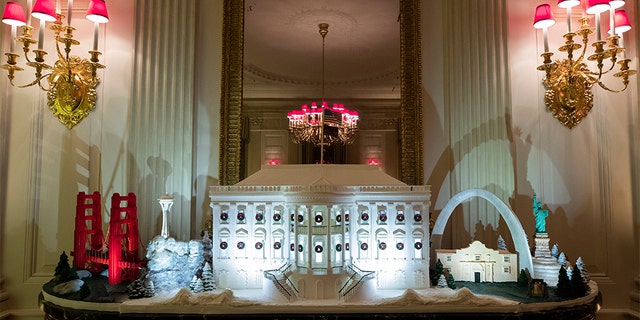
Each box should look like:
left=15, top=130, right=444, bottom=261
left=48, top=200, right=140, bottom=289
left=533, top=0, right=636, bottom=129
left=1, top=0, right=109, bottom=129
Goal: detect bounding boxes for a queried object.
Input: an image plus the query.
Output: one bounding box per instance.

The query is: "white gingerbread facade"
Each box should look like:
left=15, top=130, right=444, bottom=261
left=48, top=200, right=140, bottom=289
left=209, top=164, right=431, bottom=299
left=435, top=240, right=518, bottom=283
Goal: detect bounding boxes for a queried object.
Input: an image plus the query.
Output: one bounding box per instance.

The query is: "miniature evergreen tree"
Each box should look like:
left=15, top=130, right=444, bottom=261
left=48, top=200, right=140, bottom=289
left=189, top=275, right=201, bottom=292
left=571, top=263, right=590, bottom=297
left=143, top=278, right=155, bottom=297
left=551, top=243, right=559, bottom=259
left=202, top=231, right=213, bottom=263
left=556, top=266, right=572, bottom=297
left=557, top=252, right=567, bottom=266
left=517, top=269, right=530, bottom=287
left=127, top=278, right=145, bottom=298
left=202, top=262, right=216, bottom=291
left=575, top=257, right=590, bottom=283
left=446, top=273, right=456, bottom=289
left=437, top=274, right=448, bottom=288
left=127, top=268, right=149, bottom=299
left=191, top=277, right=204, bottom=293
left=54, top=252, right=79, bottom=284
left=497, top=235, right=507, bottom=251
left=566, top=264, right=573, bottom=279
left=431, top=259, right=445, bottom=286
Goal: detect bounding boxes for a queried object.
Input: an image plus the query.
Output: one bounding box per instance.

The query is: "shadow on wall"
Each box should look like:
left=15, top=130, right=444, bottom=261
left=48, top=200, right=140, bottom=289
left=196, top=174, right=219, bottom=237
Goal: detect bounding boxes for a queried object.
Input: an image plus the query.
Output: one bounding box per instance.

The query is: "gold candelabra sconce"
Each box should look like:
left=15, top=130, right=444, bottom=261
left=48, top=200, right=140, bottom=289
left=533, top=0, right=636, bottom=129
left=1, top=0, right=109, bottom=129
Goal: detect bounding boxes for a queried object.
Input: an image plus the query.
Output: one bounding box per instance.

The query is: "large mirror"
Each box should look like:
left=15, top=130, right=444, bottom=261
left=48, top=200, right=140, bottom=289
left=219, top=0, right=423, bottom=186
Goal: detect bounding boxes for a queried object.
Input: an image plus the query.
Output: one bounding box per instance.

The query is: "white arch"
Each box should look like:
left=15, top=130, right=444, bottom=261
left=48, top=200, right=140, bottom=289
left=432, top=189, right=534, bottom=277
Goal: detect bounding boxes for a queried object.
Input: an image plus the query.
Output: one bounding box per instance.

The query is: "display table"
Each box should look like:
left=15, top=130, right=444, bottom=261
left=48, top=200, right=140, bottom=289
left=39, top=288, right=601, bottom=320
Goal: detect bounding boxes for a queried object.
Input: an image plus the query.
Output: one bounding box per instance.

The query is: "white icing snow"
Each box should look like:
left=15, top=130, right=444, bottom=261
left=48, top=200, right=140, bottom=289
left=377, top=288, right=518, bottom=307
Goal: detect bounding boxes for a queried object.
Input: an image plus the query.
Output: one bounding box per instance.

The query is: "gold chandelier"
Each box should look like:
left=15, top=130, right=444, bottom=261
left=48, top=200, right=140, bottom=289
left=533, top=0, right=636, bottom=129
left=1, top=0, right=109, bottom=129
left=287, top=23, right=359, bottom=162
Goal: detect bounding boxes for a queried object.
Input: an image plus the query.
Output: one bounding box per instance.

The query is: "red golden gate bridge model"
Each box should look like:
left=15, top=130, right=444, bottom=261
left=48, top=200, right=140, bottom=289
left=71, top=192, right=145, bottom=284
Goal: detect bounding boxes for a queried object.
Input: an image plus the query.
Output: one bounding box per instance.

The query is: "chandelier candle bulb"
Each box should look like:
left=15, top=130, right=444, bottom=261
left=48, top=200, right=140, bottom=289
left=27, top=0, right=32, bottom=26
left=37, top=19, right=44, bottom=49
left=609, top=7, right=615, bottom=36
left=595, top=12, right=601, bottom=41
left=558, top=0, right=580, bottom=33
left=92, top=21, right=98, bottom=50
left=10, top=25, right=16, bottom=52
left=533, top=4, right=555, bottom=53
left=567, top=6, right=572, bottom=33
left=67, top=0, right=72, bottom=26
left=2, top=2, right=27, bottom=53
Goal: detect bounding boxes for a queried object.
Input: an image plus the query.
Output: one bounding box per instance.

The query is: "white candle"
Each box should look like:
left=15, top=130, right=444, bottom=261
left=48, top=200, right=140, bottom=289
left=543, top=27, right=550, bottom=53
left=93, top=21, right=98, bottom=51
left=609, top=7, right=614, bottom=36
left=620, top=34, right=625, bottom=59
left=595, top=13, right=601, bottom=41
left=567, top=7, right=572, bottom=33
left=10, top=25, right=17, bottom=52
left=37, top=19, right=45, bottom=50
left=27, top=0, right=32, bottom=26
left=67, top=0, right=73, bottom=26
left=56, top=0, right=60, bottom=15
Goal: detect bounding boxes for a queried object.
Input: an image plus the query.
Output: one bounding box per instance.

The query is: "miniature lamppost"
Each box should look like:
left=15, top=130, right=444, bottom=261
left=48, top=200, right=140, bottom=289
left=158, top=195, right=174, bottom=239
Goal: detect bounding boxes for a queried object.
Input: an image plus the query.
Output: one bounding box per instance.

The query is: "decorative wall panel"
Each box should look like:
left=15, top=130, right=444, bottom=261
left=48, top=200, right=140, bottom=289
left=130, top=0, right=197, bottom=242
left=443, top=0, right=513, bottom=246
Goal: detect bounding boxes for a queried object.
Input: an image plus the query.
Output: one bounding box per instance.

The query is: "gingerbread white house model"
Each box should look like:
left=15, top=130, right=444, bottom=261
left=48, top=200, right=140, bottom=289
left=435, top=240, right=518, bottom=283
left=209, top=164, right=431, bottom=300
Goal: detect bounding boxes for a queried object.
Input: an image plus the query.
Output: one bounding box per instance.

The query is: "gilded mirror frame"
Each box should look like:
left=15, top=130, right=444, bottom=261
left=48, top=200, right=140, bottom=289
left=219, top=0, right=423, bottom=186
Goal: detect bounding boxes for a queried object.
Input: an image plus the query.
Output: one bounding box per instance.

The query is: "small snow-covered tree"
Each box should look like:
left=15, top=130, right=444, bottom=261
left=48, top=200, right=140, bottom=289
left=497, top=235, right=507, bottom=251
left=127, top=279, right=145, bottom=299
left=202, top=231, right=213, bottom=262
left=202, top=262, right=216, bottom=291
left=571, top=263, right=590, bottom=297
left=557, top=252, right=567, bottom=266
left=127, top=268, right=149, bottom=299
left=437, top=274, right=448, bottom=288
left=190, top=276, right=204, bottom=293
left=551, top=243, right=559, bottom=258
left=575, top=257, right=590, bottom=283
left=566, top=264, right=573, bottom=279
left=143, top=278, right=155, bottom=297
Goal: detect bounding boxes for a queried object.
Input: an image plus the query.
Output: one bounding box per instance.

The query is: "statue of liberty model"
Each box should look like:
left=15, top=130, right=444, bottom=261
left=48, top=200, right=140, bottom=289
left=533, top=194, right=548, bottom=235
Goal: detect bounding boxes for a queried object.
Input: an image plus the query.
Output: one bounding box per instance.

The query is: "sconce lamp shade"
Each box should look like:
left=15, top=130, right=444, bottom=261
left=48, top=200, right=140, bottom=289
left=86, top=0, right=109, bottom=23
left=557, top=0, right=581, bottom=8
left=585, top=0, right=611, bottom=15
left=609, top=0, right=625, bottom=9
left=612, top=10, right=631, bottom=34
left=31, top=0, right=57, bottom=22
left=533, top=4, right=556, bottom=29
left=2, top=2, right=26, bottom=26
